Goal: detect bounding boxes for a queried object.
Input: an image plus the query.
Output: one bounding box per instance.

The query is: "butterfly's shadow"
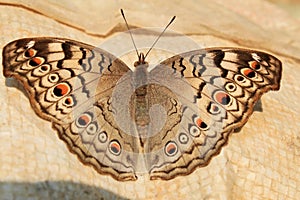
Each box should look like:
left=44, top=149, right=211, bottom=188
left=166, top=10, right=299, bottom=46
left=234, top=101, right=263, bottom=132
left=0, top=181, right=129, bottom=200
left=5, top=77, right=29, bottom=98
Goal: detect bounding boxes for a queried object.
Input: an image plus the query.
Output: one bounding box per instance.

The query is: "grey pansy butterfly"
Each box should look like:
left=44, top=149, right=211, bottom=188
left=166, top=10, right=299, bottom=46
left=2, top=15, right=282, bottom=181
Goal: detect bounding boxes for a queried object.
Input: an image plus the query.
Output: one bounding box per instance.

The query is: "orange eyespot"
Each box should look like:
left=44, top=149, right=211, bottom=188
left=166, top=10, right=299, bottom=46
left=77, top=114, right=91, bottom=127
left=40, top=65, right=49, bottom=71
left=214, top=91, right=231, bottom=106
left=53, top=83, right=70, bottom=97
left=29, top=57, right=44, bottom=66
left=242, top=69, right=256, bottom=78
left=63, top=96, right=76, bottom=107
left=24, top=48, right=36, bottom=58
left=109, top=140, right=121, bottom=155
left=196, top=118, right=208, bottom=129
left=64, top=97, right=72, bottom=105
left=165, top=141, right=178, bottom=156
left=250, top=61, right=261, bottom=70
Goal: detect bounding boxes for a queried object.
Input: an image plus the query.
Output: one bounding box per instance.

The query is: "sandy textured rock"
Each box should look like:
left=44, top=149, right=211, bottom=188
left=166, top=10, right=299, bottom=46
left=0, top=0, right=299, bottom=199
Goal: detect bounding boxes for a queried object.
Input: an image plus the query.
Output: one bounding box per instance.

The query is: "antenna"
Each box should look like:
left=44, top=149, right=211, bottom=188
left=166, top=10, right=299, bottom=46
left=120, top=9, right=139, bottom=58
left=144, top=16, right=176, bottom=60
left=120, top=9, right=176, bottom=61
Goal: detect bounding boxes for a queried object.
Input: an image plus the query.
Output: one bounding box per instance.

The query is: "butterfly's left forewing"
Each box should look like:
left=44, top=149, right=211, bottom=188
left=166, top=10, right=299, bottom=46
left=147, top=48, right=282, bottom=180
left=2, top=38, right=141, bottom=181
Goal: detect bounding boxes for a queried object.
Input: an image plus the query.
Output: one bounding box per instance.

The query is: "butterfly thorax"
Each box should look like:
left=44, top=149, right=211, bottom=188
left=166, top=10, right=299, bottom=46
left=134, top=53, right=147, bottom=67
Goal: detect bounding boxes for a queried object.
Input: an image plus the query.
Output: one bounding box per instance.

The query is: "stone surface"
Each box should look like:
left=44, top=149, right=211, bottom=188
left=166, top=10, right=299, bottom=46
left=0, top=0, right=299, bottom=199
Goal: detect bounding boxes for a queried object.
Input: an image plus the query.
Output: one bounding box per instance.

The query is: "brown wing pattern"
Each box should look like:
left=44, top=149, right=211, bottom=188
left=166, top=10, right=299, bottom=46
left=146, top=48, right=282, bottom=180
left=3, top=38, right=282, bottom=181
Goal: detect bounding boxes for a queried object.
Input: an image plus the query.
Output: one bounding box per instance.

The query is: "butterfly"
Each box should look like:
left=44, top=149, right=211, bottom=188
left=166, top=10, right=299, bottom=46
left=2, top=34, right=282, bottom=181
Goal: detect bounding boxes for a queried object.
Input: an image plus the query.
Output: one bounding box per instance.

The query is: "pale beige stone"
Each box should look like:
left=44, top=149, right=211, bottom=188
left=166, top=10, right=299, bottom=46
left=0, top=0, right=299, bottom=199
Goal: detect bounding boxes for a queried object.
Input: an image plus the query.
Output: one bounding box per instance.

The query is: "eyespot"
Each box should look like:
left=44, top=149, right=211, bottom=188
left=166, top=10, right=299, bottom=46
left=189, top=125, right=200, bottom=137
left=249, top=61, right=261, bottom=70
left=48, top=73, right=59, bottom=83
left=195, top=117, right=209, bottom=130
left=24, top=48, right=37, bottom=58
left=225, top=82, right=237, bottom=92
left=40, top=65, right=51, bottom=72
left=28, top=57, right=45, bottom=67
left=235, top=74, right=245, bottom=82
left=207, top=102, right=221, bottom=115
left=178, top=133, right=189, bottom=144
left=241, top=68, right=256, bottom=79
left=62, top=96, right=76, bottom=107
left=109, top=140, right=122, bottom=156
left=213, top=90, right=232, bottom=106
left=53, top=82, right=71, bottom=97
left=98, top=131, right=108, bottom=143
left=32, top=64, right=51, bottom=76
left=86, top=122, right=98, bottom=135
left=234, top=74, right=252, bottom=87
left=165, top=141, right=178, bottom=157
left=76, top=113, right=92, bottom=128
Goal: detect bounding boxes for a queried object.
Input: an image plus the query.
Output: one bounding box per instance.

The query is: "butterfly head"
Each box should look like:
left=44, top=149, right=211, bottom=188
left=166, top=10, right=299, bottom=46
left=134, top=53, right=148, bottom=67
